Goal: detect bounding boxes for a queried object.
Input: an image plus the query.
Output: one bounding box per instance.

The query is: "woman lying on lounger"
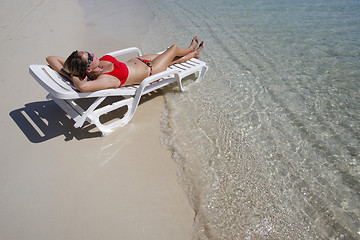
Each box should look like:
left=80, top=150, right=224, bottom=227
left=46, top=36, right=204, bottom=92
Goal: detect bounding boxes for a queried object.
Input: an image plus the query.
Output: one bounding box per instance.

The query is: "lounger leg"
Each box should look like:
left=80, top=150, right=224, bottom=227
left=88, top=85, right=149, bottom=136
left=176, top=63, right=208, bottom=91
left=84, top=96, right=139, bottom=136
left=72, top=97, right=106, bottom=128
left=197, top=65, right=209, bottom=83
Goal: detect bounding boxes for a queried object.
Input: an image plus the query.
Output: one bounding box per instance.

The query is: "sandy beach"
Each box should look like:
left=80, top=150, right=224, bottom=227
left=0, top=0, right=194, bottom=239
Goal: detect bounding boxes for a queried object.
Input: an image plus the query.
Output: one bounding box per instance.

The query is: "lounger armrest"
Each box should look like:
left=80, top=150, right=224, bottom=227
left=139, top=69, right=180, bottom=89
left=106, top=47, right=143, bottom=58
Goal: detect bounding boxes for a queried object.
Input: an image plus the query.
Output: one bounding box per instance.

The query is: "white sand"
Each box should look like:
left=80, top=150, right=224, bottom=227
left=0, top=0, right=194, bottom=239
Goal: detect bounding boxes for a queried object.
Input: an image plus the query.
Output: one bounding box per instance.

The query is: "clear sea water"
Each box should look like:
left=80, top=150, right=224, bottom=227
left=141, top=0, right=360, bottom=239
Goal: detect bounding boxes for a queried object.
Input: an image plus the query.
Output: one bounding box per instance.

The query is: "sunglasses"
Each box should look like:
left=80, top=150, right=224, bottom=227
left=86, top=52, right=93, bottom=68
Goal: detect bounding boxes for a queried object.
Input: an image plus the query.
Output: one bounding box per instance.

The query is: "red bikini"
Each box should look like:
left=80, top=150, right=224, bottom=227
left=99, top=55, right=129, bottom=87
left=136, top=58, right=153, bottom=76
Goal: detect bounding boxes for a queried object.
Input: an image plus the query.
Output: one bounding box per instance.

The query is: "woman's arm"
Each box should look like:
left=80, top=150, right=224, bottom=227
left=46, top=56, right=71, bottom=79
left=70, top=75, right=120, bottom=92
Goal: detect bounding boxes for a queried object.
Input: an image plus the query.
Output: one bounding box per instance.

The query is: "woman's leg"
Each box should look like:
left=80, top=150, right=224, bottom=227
left=138, top=54, right=159, bottom=61
left=140, top=39, right=204, bottom=64
left=151, top=37, right=199, bottom=74
left=170, top=41, right=204, bottom=65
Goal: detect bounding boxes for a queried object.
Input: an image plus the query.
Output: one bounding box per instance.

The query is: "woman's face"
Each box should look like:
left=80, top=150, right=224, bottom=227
left=78, top=51, right=98, bottom=69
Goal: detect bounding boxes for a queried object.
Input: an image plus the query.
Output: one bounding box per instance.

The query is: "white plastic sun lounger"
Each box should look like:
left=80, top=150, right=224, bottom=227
left=29, top=47, right=208, bottom=136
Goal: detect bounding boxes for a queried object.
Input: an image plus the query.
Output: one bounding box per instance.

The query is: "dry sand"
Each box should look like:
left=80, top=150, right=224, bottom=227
left=0, top=0, right=194, bottom=239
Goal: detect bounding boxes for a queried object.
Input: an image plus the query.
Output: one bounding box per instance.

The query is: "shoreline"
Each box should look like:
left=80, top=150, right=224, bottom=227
left=0, top=0, right=194, bottom=239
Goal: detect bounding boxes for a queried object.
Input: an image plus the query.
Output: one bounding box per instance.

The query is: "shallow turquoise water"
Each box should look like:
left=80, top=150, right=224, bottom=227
left=143, top=0, right=360, bottom=239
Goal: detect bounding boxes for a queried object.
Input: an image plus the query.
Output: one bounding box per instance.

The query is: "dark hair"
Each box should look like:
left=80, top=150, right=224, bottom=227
left=64, top=51, right=88, bottom=79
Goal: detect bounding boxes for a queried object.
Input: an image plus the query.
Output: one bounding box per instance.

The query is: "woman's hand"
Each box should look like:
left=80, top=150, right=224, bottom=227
left=69, top=75, right=89, bottom=92
left=70, top=75, right=87, bottom=82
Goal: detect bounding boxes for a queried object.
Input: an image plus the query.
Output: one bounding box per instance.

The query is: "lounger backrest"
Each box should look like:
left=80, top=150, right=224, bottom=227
left=29, top=65, right=79, bottom=98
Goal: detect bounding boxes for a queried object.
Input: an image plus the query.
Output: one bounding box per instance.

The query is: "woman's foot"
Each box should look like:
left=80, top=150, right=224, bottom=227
left=193, top=41, right=204, bottom=58
left=189, top=36, right=199, bottom=51
left=170, top=41, right=204, bottom=64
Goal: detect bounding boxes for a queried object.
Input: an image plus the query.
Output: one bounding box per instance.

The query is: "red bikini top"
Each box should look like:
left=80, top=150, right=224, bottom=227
left=99, top=55, right=129, bottom=87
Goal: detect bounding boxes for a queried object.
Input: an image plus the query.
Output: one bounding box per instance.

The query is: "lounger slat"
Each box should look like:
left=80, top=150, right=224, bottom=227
left=187, top=58, right=203, bottom=64
left=177, top=62, right=195, bottom=69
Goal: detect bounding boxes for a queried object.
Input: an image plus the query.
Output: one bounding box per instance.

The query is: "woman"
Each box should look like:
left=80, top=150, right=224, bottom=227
left=46, top=36, right=204, bottom=92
